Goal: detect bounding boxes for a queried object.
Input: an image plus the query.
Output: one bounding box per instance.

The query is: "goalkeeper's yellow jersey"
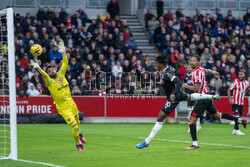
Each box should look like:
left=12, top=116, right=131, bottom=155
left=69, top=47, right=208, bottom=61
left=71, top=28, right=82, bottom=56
left=39, top=56, right=72, bottom=105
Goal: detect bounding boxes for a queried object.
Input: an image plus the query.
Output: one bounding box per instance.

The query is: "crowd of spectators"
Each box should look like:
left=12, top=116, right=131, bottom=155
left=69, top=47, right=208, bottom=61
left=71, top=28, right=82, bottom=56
left=145, top=7, right=250, bottom=96
left=12, top=4, right=160, bottom=97
left=1, top=3, right=249, bottom=97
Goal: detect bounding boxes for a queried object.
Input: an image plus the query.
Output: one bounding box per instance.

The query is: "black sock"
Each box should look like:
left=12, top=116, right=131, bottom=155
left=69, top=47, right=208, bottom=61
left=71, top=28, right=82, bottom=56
left=222, top=113, right=237, bottom=121
left=189, top=123, right=197, bottom=141
left=234, top=121, right=239, bottom=130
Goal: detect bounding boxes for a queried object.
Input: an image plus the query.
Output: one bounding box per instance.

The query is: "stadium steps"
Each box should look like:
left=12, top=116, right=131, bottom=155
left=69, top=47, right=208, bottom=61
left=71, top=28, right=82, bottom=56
left=120, top=15, right=159, bottom=64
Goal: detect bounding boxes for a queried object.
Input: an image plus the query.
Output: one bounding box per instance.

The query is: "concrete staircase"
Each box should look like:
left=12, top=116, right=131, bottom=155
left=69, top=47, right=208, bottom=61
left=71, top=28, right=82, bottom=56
left=120, top=15, right=158, bottom=62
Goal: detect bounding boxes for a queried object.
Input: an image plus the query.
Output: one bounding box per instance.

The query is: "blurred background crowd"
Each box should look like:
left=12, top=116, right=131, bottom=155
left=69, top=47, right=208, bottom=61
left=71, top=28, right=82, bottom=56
left=6, top=1, right=249, bottom=97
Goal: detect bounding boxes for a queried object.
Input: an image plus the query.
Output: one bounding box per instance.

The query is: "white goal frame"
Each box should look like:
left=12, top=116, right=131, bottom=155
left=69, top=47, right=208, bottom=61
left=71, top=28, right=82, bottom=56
left=0, top=8, right=17, bottom=160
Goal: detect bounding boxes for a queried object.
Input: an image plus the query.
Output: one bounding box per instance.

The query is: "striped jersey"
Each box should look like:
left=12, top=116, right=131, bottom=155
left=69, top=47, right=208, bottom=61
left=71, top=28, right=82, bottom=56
left=230, top=79, right=249, bottom=105
left=192, top=66, right=208, bottom=94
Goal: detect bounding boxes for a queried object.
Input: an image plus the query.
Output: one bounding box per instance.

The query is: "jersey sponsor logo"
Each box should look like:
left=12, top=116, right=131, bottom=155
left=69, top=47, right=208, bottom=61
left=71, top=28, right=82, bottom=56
left=59, top=78, right=63, bottom=82
left=67, top=118, right=71, bottom=122
left=58, top=84, right=69, bottom=90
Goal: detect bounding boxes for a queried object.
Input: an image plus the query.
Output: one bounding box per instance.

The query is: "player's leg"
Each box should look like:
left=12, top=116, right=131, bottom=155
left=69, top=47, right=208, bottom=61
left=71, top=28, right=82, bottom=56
left=136, top=110, right=167, bottom=149
left=72, top=102, right=87, bottom=144
left=211, top=103, right=247, bottom=135
left=75, top=114, right=87, bottom=143
left=136, top=100, right=177, bottom=149
left=61, top=111, right=85, bottom=151
left=185, top=100, right=208, bottom=149
left=186, top=93, right=220, bottom=101
left=231, top=105, right=245, bottom=135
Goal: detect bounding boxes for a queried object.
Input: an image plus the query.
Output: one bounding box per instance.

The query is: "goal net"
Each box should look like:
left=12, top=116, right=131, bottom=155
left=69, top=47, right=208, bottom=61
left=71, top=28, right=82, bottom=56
left=0, top=8, right=17, bottom=160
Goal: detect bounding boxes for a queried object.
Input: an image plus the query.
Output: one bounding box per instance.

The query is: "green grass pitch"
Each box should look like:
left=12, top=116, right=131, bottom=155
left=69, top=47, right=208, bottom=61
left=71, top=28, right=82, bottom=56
left=1, top=124, right=250, bottom=167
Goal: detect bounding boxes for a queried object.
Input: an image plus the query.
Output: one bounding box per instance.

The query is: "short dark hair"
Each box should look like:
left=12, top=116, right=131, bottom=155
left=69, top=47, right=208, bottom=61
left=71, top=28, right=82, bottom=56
left=192, top=55, right=200, bottom=61
left=155, top=53, right=168, bottom=66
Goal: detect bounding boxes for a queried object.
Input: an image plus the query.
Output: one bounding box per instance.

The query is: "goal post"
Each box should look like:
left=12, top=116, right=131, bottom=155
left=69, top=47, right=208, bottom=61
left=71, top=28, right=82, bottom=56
left=0, top=8, right=17, bottom=160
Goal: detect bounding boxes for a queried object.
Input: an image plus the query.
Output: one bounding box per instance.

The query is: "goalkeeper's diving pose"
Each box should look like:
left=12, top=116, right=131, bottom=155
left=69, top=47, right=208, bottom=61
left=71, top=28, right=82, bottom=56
left=30, top=42, right=86, bottom=151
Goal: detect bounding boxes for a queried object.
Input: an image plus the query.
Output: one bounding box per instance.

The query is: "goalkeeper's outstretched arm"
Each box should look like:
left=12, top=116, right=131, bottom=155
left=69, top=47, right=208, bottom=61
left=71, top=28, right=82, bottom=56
left=58, top=42, right=68, bottom=75
left=30, top=59, right=50, bottom=84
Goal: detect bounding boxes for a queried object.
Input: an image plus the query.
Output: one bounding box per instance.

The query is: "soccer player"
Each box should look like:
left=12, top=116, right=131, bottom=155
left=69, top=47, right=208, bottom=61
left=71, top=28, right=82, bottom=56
left=30, top=42, right=87, bottom=151
left=182, top=55, right=247, bottom=149
left=136, top=54, right=220, bottom=149
left=227, top=71, right=249, bottom=135
left=183, top=65, right=201, bottom=132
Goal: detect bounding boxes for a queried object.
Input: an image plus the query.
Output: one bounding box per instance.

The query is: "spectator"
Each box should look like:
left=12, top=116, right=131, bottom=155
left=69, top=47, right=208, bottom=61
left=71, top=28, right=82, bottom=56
left=49, top=46, right=62, bottom=63
left=148, top=16, right=159, bottom=42
left=107, top=0, right=120, bottom=18
left=208, top=80, right=217, bottom=95
left=26, top=83, right=40, bottom=96
left=45, top=8, right=55, bottom=21
left=163, top=8, right=172, bottom=24
left=211, top=73, right=222, bottom=90
left=127, top=35, right=137, bottom=50
left=219, top=82, right=229, bottom=96
left=243, top=8, right=250, bottom=24
left=112, top=61, right=123, bottom=77
left=156, top=0, right=164, bottom=19
left=59, top=7, right=68, bottom=20
left=145, top=9, right=155, bottom=29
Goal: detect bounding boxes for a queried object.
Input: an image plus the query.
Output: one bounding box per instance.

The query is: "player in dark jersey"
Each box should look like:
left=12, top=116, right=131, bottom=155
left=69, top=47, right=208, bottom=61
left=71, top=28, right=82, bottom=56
left=182, top=55, right=247, bottom=149
left=136, top=54, right=220, bottom=149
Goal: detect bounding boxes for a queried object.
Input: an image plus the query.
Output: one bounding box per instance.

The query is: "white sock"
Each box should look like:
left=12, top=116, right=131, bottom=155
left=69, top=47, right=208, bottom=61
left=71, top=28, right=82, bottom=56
left=145, top=121, right=163, bottom=144
left=193, top=141, right=198, bottom=146
left=190, top=93, right=213, bottom=101
left=77, top=142, right=82, bottom=145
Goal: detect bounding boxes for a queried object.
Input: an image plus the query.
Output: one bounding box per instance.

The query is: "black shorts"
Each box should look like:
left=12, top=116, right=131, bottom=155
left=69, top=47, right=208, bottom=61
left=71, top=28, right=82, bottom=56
left=161, top=90, right=188, bottom=115
left=191, top=99, right=217, bottom=118
left=232, top=104, right=243, bottom=116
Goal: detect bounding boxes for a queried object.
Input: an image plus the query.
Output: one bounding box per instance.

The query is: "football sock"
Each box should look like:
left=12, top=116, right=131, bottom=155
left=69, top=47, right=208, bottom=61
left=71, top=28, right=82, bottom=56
left=72, top=125, right=80, bottom=143
left=189, top=122, right=197, bottom=145
left=75, top=115, right=81, bottom=134
left=190, top=93, right=213, bottom=101
left=193, top=141, right=198, bottom=146
left=145, top=121, right=163, bottom=144
left=234, top=116, right=239, bottom=130
left=222, top=113, right=237, bottom=121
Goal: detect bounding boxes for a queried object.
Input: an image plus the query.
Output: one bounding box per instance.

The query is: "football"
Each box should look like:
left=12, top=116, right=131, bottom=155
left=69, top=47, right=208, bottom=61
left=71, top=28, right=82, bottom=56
left=30, top=44, right=42, bottom=56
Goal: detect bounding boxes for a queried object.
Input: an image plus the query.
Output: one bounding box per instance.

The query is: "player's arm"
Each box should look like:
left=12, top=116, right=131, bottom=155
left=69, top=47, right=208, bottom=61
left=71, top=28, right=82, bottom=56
left=30, top=59, right=50, bottom=85
left=58, top=42, right=68, bottom=75
left=164, top=73, right=182, bottom=102
left=182, top=82, right=200, bottom=93
left=227, top=87, right=233, bottom=104
left=228, top=80, right=237, bottom=104
left=205, top=69, right=219, bottom=76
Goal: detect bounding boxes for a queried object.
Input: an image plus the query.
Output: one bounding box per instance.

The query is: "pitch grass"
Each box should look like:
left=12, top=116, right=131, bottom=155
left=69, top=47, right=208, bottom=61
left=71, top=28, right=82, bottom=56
left=1, top=124, right=250, bottom=167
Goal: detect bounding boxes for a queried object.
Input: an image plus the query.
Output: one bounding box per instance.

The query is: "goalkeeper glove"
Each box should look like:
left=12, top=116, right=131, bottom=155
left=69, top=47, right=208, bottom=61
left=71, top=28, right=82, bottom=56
left=58, top=42, right=66, bottom=56
left=30, top=59, right=40, bottom=69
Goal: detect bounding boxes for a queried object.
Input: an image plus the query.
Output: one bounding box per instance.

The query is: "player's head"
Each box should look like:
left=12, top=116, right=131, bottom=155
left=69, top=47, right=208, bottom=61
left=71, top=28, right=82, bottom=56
left=46, top=65, right=57, bottom=78
left=155, top=54, right=168, bottom=70
left=186, top=64, right=192, bottom=74
left=190, top=55, right=200, bottom=69
left=238, top=71, right=245, bottom=81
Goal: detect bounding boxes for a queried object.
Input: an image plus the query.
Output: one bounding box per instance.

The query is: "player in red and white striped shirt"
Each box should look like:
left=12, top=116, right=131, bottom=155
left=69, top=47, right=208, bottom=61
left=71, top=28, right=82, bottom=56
left=227, top=71, right=249, bottom=135
left=182, top=55, right=247, bottom=149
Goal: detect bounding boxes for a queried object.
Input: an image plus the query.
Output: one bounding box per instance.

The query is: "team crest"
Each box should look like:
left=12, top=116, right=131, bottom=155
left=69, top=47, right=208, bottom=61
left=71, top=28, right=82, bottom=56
left=59, top=78, right=63, bottom=82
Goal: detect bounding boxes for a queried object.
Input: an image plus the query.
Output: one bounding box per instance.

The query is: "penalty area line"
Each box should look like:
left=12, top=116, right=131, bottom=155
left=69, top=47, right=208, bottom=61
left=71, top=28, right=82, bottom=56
left=15, top=159, right=65, bottom=167
left=138, top=137, right=250, bottom=150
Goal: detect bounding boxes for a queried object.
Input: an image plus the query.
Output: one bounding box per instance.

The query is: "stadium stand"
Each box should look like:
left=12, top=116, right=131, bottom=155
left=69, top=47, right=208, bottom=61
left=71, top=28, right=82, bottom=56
left=12, top=7, right=250, bottom=97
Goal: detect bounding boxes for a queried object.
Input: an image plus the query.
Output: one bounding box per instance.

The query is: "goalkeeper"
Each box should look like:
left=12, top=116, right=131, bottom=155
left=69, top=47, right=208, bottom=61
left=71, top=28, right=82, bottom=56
left=30, top=42, right=86, bottom=151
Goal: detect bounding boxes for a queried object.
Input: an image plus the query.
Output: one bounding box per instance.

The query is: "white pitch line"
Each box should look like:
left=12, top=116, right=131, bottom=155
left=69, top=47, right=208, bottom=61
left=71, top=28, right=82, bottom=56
left=138, top=137, right=250, bottom=150
left=15, top=159, right=65, bottom=167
